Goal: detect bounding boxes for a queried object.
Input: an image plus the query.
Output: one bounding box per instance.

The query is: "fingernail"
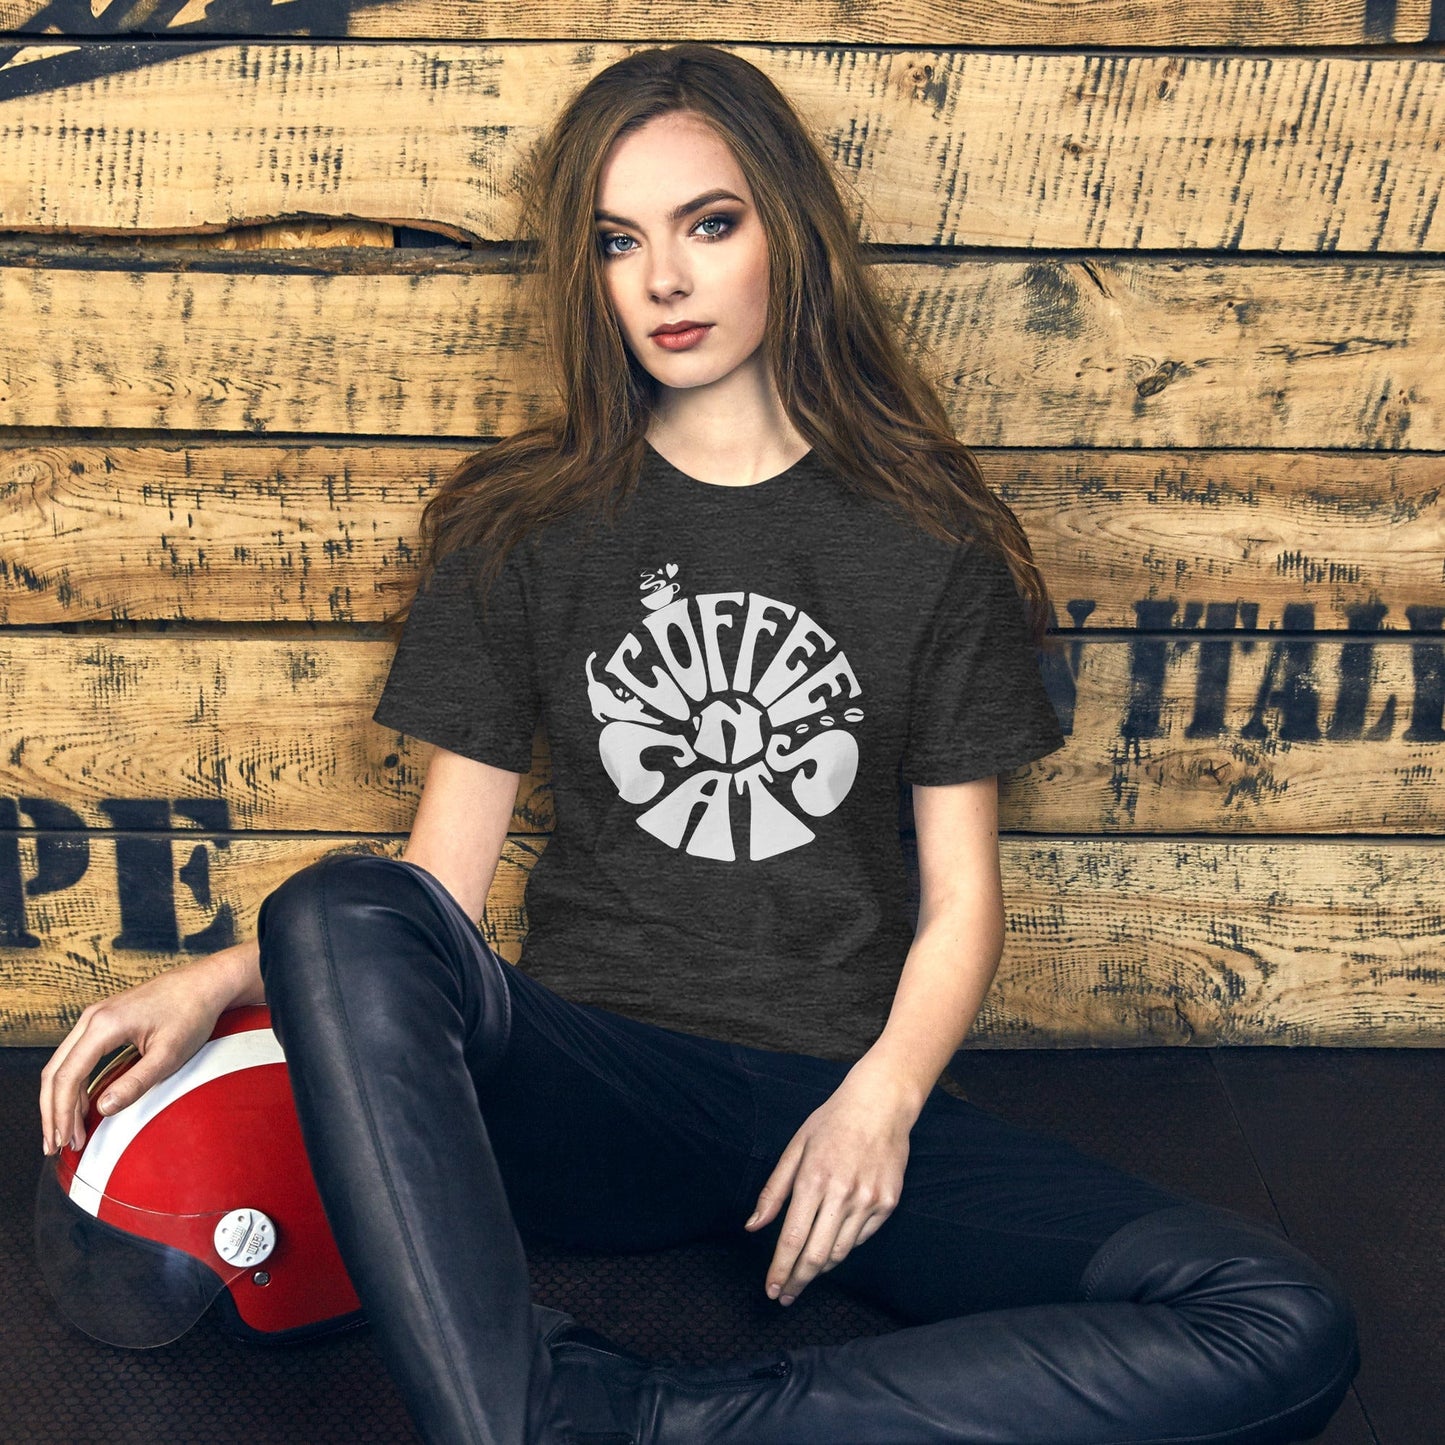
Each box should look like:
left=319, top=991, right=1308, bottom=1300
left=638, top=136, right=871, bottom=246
left=745, top=1211, right=759, bottom=1227
left=97, top=1095, right=113, bottom=1115
left=766, top=1283, right=779, bottom=1298
left=780, top=1294, right=795, bottom=1306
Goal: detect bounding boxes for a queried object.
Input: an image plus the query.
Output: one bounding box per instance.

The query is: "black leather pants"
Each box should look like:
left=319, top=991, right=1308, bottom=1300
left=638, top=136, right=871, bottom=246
left=256, top=852, right=1360, bottom=1445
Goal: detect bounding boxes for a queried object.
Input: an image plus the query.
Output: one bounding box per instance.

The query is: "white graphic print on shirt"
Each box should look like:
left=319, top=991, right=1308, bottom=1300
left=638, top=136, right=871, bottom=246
left=583, top=564, right=865, bottom=862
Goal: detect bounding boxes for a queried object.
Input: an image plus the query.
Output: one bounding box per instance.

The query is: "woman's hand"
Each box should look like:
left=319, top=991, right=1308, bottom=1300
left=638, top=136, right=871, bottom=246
left=742, top=1056, right=919, bottom=1305
left=39, top=955, right=242, bottom=1158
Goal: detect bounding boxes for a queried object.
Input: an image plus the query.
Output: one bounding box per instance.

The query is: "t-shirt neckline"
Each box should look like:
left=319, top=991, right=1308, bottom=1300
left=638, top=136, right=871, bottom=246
left=643, top=437, right=816, bottom=494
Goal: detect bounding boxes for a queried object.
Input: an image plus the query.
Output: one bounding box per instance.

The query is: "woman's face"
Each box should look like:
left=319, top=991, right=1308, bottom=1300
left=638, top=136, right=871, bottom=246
left=593, top=110, right=770, bottom=396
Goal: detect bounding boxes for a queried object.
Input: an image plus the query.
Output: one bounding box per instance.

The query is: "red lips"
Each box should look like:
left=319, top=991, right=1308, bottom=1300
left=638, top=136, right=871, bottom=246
left=651, top=320, right=710, bottom=336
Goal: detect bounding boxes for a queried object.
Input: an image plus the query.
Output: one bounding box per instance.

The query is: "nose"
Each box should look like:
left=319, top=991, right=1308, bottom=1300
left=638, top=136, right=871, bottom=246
left=645, top=238, right=691, bottom=304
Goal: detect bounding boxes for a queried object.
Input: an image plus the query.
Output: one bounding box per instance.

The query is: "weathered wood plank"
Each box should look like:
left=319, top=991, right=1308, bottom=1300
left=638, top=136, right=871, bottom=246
left=3, top=832, right=1439, bottom=1048
left=5, top=443, right=1442, bottom=629
left=979, top=837, right=1445, bottom=1048
left=0, top=441, right=441, bottom=625
left=1006, top=450, right=1445, bottom=635
left=3, top=258, right=1443, bottom=446
left=0, top=4, right=1432, bottom=53
left=2, top=44, right=1442, bottom=249
left=2, top=634, right=1442, bottom=833
left=1026, top=634, right=1445, bottom=832
left=0, top=635, right=539, bottom=834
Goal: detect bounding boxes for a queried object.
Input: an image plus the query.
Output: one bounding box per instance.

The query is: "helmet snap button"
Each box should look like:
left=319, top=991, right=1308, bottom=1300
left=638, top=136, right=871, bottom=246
left=213, top=1208, right=277, bottom=1267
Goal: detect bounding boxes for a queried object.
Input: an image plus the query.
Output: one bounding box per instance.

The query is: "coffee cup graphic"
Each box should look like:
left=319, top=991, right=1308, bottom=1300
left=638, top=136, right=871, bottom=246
left=640, top=562, right=681, bottom=610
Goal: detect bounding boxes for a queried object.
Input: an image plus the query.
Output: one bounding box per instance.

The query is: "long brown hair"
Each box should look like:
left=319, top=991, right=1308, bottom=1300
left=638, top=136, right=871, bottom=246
left=379, top=42, right=1056, bottom=650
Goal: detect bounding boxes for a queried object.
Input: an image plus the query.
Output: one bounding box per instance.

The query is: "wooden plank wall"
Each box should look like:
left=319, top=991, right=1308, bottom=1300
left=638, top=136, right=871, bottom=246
left=2, top=6, right=1443, bottom=1049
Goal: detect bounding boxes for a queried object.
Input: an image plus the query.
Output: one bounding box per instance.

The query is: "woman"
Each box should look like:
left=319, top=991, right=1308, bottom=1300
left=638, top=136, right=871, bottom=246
left=40, top=43, right=1358, bottom=1445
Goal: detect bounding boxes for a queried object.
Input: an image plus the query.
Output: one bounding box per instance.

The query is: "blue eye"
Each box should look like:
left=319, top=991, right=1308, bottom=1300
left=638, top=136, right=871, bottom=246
left=598, top=213, right=736, bottom=259
left=696, top=213, right=734, bottom=239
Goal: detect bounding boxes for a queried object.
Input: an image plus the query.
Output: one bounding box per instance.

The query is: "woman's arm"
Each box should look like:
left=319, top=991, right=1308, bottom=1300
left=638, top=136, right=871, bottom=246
left=741, top=774, right=1007, bottom=1305
left=398, top=745, right=528, bottom=923
left=858, top=774, right=1007, bottom=1117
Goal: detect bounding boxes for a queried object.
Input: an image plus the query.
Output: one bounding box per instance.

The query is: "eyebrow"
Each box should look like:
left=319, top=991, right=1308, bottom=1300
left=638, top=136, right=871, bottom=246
left=593, top=188, right=746, bottom=229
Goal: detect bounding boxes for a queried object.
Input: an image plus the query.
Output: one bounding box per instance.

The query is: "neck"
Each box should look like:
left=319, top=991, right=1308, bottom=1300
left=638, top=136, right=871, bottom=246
left=647, top=389, right=809, bottom=487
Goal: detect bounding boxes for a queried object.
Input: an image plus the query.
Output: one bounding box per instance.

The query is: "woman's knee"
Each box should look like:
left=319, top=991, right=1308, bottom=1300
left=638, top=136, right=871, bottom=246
left=1083, top=1201, right=1360, bottom=1430
left=256, top=853, right=510, bottom=1067
left=256, top=851, right=413, bottom=992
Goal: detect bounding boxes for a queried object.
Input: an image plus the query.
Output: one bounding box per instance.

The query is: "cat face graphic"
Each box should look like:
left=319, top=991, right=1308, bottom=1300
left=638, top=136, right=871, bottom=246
left=584, top=650, right=664, bottom=725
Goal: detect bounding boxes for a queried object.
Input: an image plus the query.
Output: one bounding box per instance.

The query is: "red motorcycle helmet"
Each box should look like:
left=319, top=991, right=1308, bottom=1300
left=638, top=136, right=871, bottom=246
left=35, top=1004, right=364, bottom=1348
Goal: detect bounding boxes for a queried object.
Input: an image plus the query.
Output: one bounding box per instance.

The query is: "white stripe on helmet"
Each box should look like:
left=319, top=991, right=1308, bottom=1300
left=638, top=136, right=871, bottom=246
left=68, top=1029, right=287, bottom=1218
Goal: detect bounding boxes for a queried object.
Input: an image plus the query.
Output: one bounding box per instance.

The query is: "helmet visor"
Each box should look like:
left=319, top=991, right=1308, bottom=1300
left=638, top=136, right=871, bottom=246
left=35, top=1151, right=251, bottom=1349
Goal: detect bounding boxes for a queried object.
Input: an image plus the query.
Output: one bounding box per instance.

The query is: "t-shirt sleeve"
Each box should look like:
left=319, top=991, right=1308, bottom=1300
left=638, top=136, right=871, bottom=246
left=371, top=544, right=540, bottom=774
left=900, top=539, right=1066, bottom=786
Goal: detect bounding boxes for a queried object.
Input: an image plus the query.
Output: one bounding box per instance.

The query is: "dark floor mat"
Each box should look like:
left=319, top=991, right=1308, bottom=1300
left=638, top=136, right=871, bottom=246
left=1214, top=1047, right=1445, bottom=1445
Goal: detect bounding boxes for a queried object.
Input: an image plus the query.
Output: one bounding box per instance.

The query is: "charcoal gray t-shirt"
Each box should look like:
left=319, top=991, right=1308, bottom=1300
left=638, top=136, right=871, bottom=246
left=372, top=441, right=1065, bottom=1062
